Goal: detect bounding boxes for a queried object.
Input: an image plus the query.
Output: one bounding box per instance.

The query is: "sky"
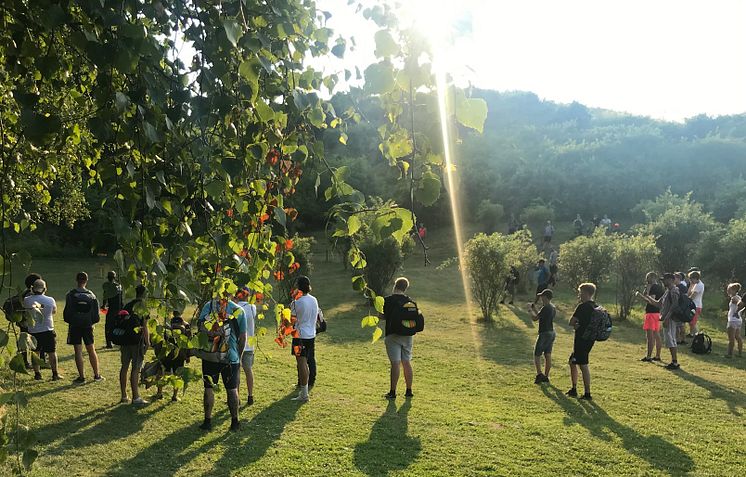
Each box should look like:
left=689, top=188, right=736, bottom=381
left=317, top=0, right=746, bottom=122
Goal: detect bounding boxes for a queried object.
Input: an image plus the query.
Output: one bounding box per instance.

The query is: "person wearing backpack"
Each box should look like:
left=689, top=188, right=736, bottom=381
left=639, top=273, right=681, bottom=370
left=687, top=271, right=705, bottom=337
left=235, top=287, right=257, bottom=406
left=153, top=311, right=191, bottom=402
left=63, top=272, right=103, bottom=384
left=196, top=294, right=247, bottom=431
left=102, top=271, right=124, bottom=349
left=23, top=279, right=62, bottom=381
left=528, top=289, right=556, bottom=384
left=381, top=277, right=423, bottom=400
left=725, top=283, right=743, bottom=358
left=567, top=282, right=598, bottom=400
left=118, top=285, right=150, bottom=405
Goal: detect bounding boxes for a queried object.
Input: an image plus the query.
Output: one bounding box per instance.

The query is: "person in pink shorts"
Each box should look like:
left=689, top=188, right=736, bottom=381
left=637, top=272, right=664, bottom=362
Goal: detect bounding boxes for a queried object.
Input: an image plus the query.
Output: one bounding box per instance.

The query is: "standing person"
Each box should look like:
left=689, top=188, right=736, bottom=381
left=567, top=283, right=598, bottom=400
left=675, top=272, right=689, bottom=344
left=23, top=279, right=62, bottom=381
left=528, top=289, right=556, bottom=384
left=548, top=248, right=559, bottom=287
left=500, top=266, right=519, bottom=305
left=687, top=271, right=705, bottom=337
left=639, top=273, right=681, bottom=370
left=154, top=311, right=191, bottom=402
left=119, top=285, right=150, bottom=405
left=289, top=276, right=318, bottom=402
left=573, top=214, right=584, bottom=237
left=543, top=220, right=555, bottom=244
left=102, top=271, right=123, bottom=349
left=508, top=214, right=519, bottom=234
left=197, top=295, right=247, bottom=431
left=63, top=272, right=103, bottom=384
left=534, top=259, right=550, bottom=303
left=235, top=287, right=256, bottom=405
left=381, top=277, right=420, bottom=399
left=725, top=283, right=743, bottom=358
left=600, top=214, right=612, bottom=231
left=637, top=272, right=664, bottom=362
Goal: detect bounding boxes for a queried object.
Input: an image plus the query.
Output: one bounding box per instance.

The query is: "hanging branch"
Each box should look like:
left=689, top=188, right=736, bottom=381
left=407, top=78, right=430, bottom=266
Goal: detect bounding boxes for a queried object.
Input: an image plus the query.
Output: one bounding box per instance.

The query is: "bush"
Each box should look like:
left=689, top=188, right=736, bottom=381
left=559, top=229, right=615, bottom=292
left=695, top=218, right=746, bottom=283
left=520, top=203, right=554, bottom=224
left=475, top=200, right=504, bottom=233
left=611, top=234, right=659, bottom=320
left=276, top=235, right=315, bottom=304
left=358, top=234, right=414, bottom=297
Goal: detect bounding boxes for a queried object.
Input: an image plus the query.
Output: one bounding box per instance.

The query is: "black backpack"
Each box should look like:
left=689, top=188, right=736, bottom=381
left=64, top=289, right=99, bottom=327
left=690, top=332, right=712, bottom=354
left=390, top=296, right=424, bottom=336
left=582, top=306, right=613, bottom=342
left=673, top=292, right=696, bottom=323
left=110, top=310, right=142, bottom=346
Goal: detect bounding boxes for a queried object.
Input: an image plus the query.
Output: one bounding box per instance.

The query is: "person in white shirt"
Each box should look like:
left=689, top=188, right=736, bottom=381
left=725, top=283, right=743, bottom=358
left=24, top=279, right=61, bottom=381
left=235, top=287, right=257, bottom=406
left=289, top=276, right=318, bottom=402
left=687, top=271, right=705, bottom=337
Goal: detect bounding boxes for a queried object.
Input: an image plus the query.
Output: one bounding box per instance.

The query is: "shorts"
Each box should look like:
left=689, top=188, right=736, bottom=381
left=161, top=358, right=186, bottom=374
left=662, top=320, right=678, bottom=348
left=384, top=334, right=413, bottom=362
left=120, top=344, right=145, bottom=370
left=727, top=319, right=742, bottom=330
left=202, top=361, right=240, bottom=390
left=534, top=331, right=556, bottom=356
left=691, top=308, right=702, bottom=328
left=643, top=313, right=661, bottom=331
left=570, top=337, right=594, bottom=365
left=241, top=350, right=255, bottom=370
left=31, top=330, right=57, bottom=353
left=68, top=326, right=94, bottom=346
left=291, top=338, right=315, bottom=359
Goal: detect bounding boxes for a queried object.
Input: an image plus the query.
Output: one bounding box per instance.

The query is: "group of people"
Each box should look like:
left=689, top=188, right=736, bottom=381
left=572, top=214, right=619, bottom=236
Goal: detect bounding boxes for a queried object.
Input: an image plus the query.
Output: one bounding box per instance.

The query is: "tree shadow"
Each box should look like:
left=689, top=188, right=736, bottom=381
left=478, top=316, right=535, bottom=367
left=353, top=399, right=421, bottom=476
left=674, top=368, right=746, bottom=416
left=541, top=385, right=694, bottom=474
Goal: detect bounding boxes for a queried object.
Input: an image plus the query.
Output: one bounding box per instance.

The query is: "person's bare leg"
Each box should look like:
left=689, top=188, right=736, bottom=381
left=119, top=362, right=129, bottom=400
left=726, top=328, right=735, bottom=356
left=244, top=368, right=254, bottom=397
left=534, top=355, right=542, bottom=374
left=736, top=331, right=743, bottom=356
left=390, top=361, right=401, bottom=393
left=74, top=345, right=85, bottom=378
left=32, top=352, right=41, bottom=375
left=130, top=366, right=140, bottom=400
left=402, top=360, right=413, bottom=390
left=670, top=346, right=678, bottom=363
left=580, top=364, right=591, bottom=395
left=203, top=388, right=214, bottom=420
left=654, top=330, right=662, bottom=359
left=296, top=356, right=309, bottom=386
left=645, top=330, right=654, bottom=358
left=227, top=388, right=239, bottom=419
left=49, top=352, right=59, bottom=376
left=544, top=353, right=552, bottom=377
left=570, top=362, right=578, bottom=389
left=85, top=344, right=100, bottom=377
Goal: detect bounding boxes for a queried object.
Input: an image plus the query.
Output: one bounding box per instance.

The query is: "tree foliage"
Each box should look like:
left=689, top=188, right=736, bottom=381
left=611, top=234, right=659, bottom=320
left=559, top=229, right=615, bottom=292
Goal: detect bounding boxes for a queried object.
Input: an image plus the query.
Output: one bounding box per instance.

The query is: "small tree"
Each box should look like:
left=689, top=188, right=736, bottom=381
left=475, top=200, right=504, bottom=233
left=611, top=234, right=659, bottom=320
left=505, top=229, right=541, bottom=294
left=358, top=234, right=414, bottom=297
left=559, top=228, right=615, bottom=292
left=520, top=203, right=554, bottom=224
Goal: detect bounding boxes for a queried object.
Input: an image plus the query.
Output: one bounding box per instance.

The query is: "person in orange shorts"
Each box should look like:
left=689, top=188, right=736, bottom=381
left=637, top=272, right=664, bottom=362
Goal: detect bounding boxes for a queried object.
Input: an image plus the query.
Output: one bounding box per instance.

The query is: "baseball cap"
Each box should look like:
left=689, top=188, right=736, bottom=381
left=661, top=272, right=676, bottom=281
left=536, top=289, right=553, bottom=299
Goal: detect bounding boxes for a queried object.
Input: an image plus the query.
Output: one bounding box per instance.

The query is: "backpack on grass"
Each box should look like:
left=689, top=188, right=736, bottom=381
left=391, top=297, right=424, bottom=336
left=110, top=310, right=142, bottom=346
left=690, top=332, right=712, bottom=354
left=582, top=306, right=612, bottom=342
left=673, top=293, right=696, bottom=323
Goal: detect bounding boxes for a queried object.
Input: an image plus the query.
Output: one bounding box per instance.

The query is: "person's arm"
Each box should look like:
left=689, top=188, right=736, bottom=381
left=51, top=298, right=57, bottom=315
left=237, top=309, right=248, bottom=352
left=528, top=303, right=539, bottom=320
left=143, top=318, right=150, bottom=348
left=569, top=315, right=578, bottom=329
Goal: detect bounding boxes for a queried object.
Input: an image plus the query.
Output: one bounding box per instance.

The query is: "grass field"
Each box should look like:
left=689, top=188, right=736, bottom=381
left=5, top=227, right=746, bottom=476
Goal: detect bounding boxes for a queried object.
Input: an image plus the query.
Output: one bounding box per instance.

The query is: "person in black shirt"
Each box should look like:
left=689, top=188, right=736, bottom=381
left=636, top=272, right=664, bottom=362
left=500, top=266, right=519, bottom=305
left=567, top=282, right=597, bottom=400
left=380, top=277, right=416, bottom=399
left=528, top=289, right=556, bottom=384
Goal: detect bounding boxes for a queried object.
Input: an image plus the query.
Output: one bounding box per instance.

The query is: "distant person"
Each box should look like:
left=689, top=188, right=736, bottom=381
left=543, top=220, right=555, bottom=244
left=102, top=271, right=124, bottom=349
left=508, top=214, right=519, bottom=235
left=63, top=272, right=103, bottom=383
left=725, top=283, right=742, bottom=358
left=197, top=294, right=247, bottom=431
left=528, top=289, right=556, bottom=384
left=636, top=272, right=663, bottom=362
left=534, top=259, right=550, bottom=303
left=118, top=285, right=150, bottom=405
left=567, top=283, right=598, bottom=400
left=611, top=222, right=621, bottom=233
left=548, top=248, right=559, bottom=287
left=500, top=266, right=519, bottom=305
left=674, top=272, right=689, bottom=344
left=381, top=277, right=422, bottom=399
left=687, top=271, right=704, bottom=337
left=154, top=311, right=191, bottom=402
left=600, top=214, right=612, bottom=231
left=289, top=276, right=318, bottom=402
left=573, top=214, right=584, bottom=236
left=23, top=279, right=62, bottom=381
left=235, top=287, right=257, bottom=405
left=591, top=215, right=600, bottom=229
left=639, top=273, right=681, bottom=370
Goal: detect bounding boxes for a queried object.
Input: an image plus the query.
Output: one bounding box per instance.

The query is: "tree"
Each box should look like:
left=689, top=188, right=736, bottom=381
left=475, top=200, right=504, bottom=233
left=558, top=229, right=615, bottom=292
left=611, top=234, right=659, bottom=320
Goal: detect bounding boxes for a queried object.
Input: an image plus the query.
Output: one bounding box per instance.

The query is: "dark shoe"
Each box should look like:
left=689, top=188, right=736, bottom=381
left=665, top=362, right=680, bottom=370
left=199, top=419, right=212, bottom=431
left=508, top=301, right=514, bottom=305
left=93, top=375, right=105, bottom=382
left=34, top=372, right=42, bottom=381
left=651, top=357, right=662, bottom=362
left=230, top=419, right=240, bottom=432
left=384, top=391, right=396, bottom=400
left=52, top=374, right=62, bottom=381
left=247, top=395, right=254, bottom=406
left=499, top=300, right=505, bottom=304
left=640, top=357, right=653, bottom=362
left=579, top=393, right=593, bottom=401
left=105, top=344, right=113, bottom=349
left=405, top=389, right=414, bottom=398
left=566, top=388, right=578, bottom=397
left=308, top=381, right=315, bottom=388
left=686, top=333, right=694, bottom=338
left=73, top=376, right=86, bottom=384
left=534, top=373, right=545, bottom=384
left=540, top=374, right=550, bottom=383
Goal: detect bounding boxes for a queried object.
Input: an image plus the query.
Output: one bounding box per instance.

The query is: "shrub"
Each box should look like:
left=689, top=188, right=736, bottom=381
left=520, top=203, right=554, bottom=224
left=276, top=235, right=315, bottom=304
left=358, top=234, right=414, bottom=297
left=559, top=229, right=615, bottom=292
left=475, top=200, right=504, bottom=233
left=695, top=218, right=746, bottom=283
left=611, top=234, right=659, bottom=320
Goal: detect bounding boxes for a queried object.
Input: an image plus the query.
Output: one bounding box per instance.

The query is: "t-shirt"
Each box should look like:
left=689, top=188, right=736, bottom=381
left=544, top=225, right=554, bottom=237
left=660, top=286, right=680, bottom=322
left=728, top=295, right=742, bottom=321
left=102, top=281, right=123, bottom=313
left=382, top=293, right=411, bottom=336
left=198, top=299, right=247, bottom=364
left=23, top=294, right=56, bottom=333
left=572, top=301, right=596, bottom=337
left=549, top=251, right=558, bottom=266
left=690, top=281, right=704, bottom=308
left=537, top=304, right=555, bottom=333
left=536, top=266, right=550, bottom=285
left=645, top=283, right=665, bottom=313
left=291, top=294, right=318, bottom=340
left=237, top=301, right=256, bottom=351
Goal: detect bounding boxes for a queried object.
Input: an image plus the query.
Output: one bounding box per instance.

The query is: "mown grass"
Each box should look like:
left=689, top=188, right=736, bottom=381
left=5, top=228, right=746, bottom=476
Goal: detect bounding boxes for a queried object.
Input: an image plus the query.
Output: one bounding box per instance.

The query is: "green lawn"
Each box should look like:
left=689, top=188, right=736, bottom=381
left=6, top=229, right=746, bottom=476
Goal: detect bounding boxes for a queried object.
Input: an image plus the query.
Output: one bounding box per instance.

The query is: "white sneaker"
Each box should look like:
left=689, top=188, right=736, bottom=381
left=132, top=397, right=149, bottom=405
left=291, top=394, right=309, bottom=402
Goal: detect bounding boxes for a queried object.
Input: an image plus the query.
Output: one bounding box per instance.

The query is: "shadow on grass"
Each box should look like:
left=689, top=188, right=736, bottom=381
left=542, top=385, right=694, bottom=474
left=477, top=316, right=535, bottom=367
left=353, top=399, right=421, bottom=476
left=674, top=368, right=746, bottom=416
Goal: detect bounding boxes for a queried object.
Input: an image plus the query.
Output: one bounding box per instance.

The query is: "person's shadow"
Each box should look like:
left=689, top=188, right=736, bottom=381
left=542, top=385, right=694, bottom=474
left=674, top=368, right=746, bottom=416
left=353, top=399, right=421, bottom=476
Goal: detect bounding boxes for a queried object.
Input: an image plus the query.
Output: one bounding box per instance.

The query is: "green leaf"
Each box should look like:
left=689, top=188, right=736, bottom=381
left=331, top=42, right=346, bottom=58
left=372, top=326, right=383, bottom=343
left=374, top=30, right=399, bottom=58
left=374, top=295, right=385, bottom=314
left=143, top=121, right=159, bottom=143
left=364, top=62, right=395, bottom=95
left=9, top=354, right=29, bottom=374
left=115, top=92, right=130, bottom=112
left=455, top=93, right=488, bottom=133
left=308, top=106, right=326, bottom=128
left=239, top=58, right=261, bottom=102
left=0, top=329, right=8, bottom=347
left=361, top=315, right=380, bottom=328
left=223, top=19, right=243, bottom=47
left=352, top=275, right=366, bottom=291
left=347, top=215, right=361, bottom=235
left=416, top=171, right=441, bottom=206
left=274, top=207, right=287, bottom=228
left=255, top=101, right=274, bottom=122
